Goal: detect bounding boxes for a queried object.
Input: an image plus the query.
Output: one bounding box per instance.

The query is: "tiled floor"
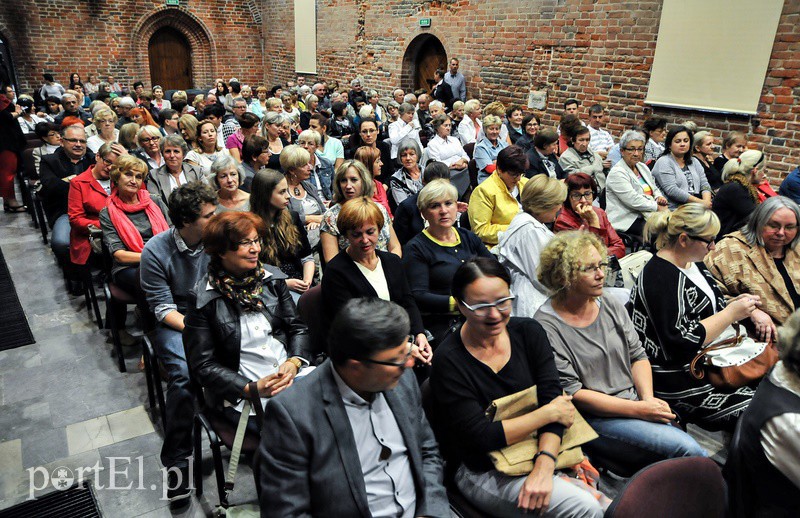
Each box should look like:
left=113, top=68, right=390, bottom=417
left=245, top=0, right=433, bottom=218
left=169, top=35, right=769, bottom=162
left=0, top=210, right=258, bottom=516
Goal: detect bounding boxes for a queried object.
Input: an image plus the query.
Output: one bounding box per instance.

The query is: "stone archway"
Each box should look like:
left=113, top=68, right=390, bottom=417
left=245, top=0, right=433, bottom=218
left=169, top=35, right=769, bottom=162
left=401, top=34, right=448, bottom=94
left=132, top=7, right=216, bottom=89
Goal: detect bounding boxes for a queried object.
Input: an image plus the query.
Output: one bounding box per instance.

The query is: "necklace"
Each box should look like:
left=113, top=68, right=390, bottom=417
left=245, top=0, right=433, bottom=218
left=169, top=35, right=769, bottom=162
left=294, top=186, right=301, bottom=196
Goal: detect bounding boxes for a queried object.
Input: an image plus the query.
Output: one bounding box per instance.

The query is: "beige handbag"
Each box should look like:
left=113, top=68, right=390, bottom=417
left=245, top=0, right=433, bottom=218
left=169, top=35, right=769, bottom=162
left=486, top=386, right=598, bottom=475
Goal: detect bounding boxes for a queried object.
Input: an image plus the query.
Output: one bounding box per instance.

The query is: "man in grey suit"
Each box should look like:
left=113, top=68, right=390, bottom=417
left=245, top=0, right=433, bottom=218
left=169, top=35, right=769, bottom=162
left=258, top=298, right=450, bottom=517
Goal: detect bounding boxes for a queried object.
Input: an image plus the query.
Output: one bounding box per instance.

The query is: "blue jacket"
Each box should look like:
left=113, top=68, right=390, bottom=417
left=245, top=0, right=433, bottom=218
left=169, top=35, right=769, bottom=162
left=779, top=167, right=800, bottom=205
left=314, top=153, right=335, bottom=200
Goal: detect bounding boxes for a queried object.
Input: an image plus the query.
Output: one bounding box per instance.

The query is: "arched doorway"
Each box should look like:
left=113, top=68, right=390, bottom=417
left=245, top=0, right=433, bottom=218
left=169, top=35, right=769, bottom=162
left=148, top=27, right=193, bottom=90
left=401, top=34, right=447, bottom=94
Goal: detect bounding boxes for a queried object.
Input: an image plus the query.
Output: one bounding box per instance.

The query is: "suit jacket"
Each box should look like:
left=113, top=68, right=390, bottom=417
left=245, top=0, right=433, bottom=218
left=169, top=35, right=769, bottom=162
left=145, top=162, right=205, bottom=202
left=67, top=166, right=109, bottom=265
left=525, top=148, right=565, bottom=179
left=258, top=361, right=450, bottom=517
left=431, top=81, right=454, bottom=109
left=321, top=250, right=425, bottom=335
left=39, top=147, right=96, bottom=227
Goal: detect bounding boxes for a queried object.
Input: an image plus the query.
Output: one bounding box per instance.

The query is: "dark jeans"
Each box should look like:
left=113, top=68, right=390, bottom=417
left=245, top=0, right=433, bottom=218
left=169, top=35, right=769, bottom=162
left=150, top=325, right=194, bottom=468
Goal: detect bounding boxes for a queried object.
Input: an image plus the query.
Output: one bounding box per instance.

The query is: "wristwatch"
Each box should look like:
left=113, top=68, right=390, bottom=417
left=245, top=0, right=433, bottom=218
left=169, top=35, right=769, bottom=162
left=285, top=357, right=303, bottom=371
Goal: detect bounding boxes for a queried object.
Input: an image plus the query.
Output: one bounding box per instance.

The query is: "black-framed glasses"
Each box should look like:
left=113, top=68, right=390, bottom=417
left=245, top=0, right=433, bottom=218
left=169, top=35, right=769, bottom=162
left=356, top=338, right=414, bottom=368
left=688, top=235, right=714, bottom=249
left=140, top=136, right=160, bottom=143
left=569, top=192, right=594, bottom=201
left=623, top=146, right=645, bottom=153
left=101, top=157, right=114, bottom=167
left=236, top=237, right=263, bottom=248
left=461, top=296, right=515, bottom=317
left=578, top=261, right=609, bottom=274
left=63, top=138, right=87, bottom=144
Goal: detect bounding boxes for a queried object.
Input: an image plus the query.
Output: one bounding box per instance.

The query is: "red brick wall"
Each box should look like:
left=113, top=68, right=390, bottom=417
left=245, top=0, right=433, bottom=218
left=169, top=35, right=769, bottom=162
left=263, top=0, right=800, bottom=185
left=0, top=0, right=263, bottom=93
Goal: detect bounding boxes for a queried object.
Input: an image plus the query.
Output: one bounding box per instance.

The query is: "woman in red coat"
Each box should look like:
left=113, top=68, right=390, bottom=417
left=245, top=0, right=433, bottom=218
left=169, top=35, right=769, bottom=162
left=554, top=172, right=626, bottom=259
left=68, top=142, right=126, bottom=265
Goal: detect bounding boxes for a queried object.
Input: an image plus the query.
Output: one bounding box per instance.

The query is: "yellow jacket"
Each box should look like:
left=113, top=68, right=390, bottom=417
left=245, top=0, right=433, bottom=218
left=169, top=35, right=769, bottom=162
left=467, top=172, right=528, bottom=247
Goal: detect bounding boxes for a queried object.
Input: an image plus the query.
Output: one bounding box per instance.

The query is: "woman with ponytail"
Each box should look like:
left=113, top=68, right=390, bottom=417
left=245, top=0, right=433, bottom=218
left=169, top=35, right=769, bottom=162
left=712, top=150, right=772, bottom=237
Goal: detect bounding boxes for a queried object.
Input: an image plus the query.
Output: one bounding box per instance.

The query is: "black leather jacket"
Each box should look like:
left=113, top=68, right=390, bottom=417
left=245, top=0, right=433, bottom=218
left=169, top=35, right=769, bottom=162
left=184, top=265, right=311, bottom=408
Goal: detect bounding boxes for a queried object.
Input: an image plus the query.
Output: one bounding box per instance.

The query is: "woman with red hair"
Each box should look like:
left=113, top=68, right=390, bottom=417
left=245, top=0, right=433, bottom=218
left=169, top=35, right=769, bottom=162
left=354, top=145, right=392, bottom=216
left=554, top=172, right=626, bottom=259
left=129, top=107, right=159, bottom=129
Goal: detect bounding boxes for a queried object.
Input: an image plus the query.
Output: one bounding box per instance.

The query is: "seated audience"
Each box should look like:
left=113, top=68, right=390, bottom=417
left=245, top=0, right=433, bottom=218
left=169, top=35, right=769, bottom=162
left=643, top=117, right=667, bottom=165
left=353, top=145, right=392, bottom=216
left=430, top=258, right=605, bottom=517
left=713, top=131, right=747, bottom=173
left=586, top=104, right=614, bottom=164
left=284, top=146, right=327, bottom=249
left=606, top=130, right=668, bottom=237
left=118, top=122, right=141, bottom=151
left=403, top=179, right=492, bottom=343
left=426, top=114, right=470, bottom=192
left=239, top=135, right=269, bottom=192
left=225, top=112, right=260, bottom=163
left=87, top=108, right=119, bottom=153
left=129, top=107, right=158, bottom=129
left=524, top=128, right=565, bottom=179
left=133, top=125, right=164, bottom=172
left=32, top=122, right=63, bottom=179
left=726, top=309, right=800, bottom=518
left=630, top=203, right=757, bottom=431
left=559, top=123, right=606, bottom=189
left=322, top=197, right=432, bottom=362
left=260, top=112, right=289, bottom=171
left=250, top=169, right=314, bottom=302
left=348, top=117, right=380, bottom=156
left=693, top=130, right=722, bottom=191
left=474, top=114, right=509, bottom=184
left=515, top=113, right=541, bottom=153
left=555, top=173, right=626, bottom=259
left=706, top=196, right=800, bottom=334
left=321, top=160, right=400, bottom=263
left=15, top=95, right=48, bottom=134
left=184, top=211, right=310, bottom=434
left=388, top=102, right=421, bottom=159
left=652, top=126, right=712, bottom=210
left=457, top=99, right=482, bottom=145
left=394, top=161, right=456, bottom=245
left=328, top=101, right=355, bottom=145
left=100, top=155, right=171, bottom=323
left=389, top=138, right=424, bottom=206
left=185, top=119, right=231, bottom=176
left=211, top=155, right=250, bottom=213
left=296, top=130, right=335, bottom=200
left=177, top=114, right=198, bottom=147
left=258, top=298, right=448, bottom=516
left=140, top=182, right=218, bottom=502
left=40, top=124, right=96, bottom=263
left=713, top=150, right=767, bottom=237
left=146, top=135, right=204, bottom=202
left=535, top=231, right=706, bottom=472
left=67, top=142, right=126, bottom=266
left=468, top=145, right=528, bottom=248
left=505, top=104, right=525, bottom=144
left=495, top=175, right=568, bottom=316
left=308, top=114, right=344, bottom=170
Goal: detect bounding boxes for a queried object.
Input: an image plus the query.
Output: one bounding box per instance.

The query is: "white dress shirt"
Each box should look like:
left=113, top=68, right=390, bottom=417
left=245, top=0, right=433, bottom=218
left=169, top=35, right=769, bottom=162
left=426, top=135, right=469, bottom=167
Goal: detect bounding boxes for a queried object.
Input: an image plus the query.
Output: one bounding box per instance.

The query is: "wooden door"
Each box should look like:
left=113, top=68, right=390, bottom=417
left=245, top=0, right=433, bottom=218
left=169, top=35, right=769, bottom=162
left=148, top=28, right=192, bottom=90
left=414, top=37, right=446, bottom=92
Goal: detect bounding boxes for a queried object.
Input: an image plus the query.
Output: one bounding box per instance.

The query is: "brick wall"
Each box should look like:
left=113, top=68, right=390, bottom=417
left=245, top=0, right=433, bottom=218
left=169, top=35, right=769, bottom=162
left=262, top=0, right=800, bottom=185
left=0, top=0, right=263, bottom=94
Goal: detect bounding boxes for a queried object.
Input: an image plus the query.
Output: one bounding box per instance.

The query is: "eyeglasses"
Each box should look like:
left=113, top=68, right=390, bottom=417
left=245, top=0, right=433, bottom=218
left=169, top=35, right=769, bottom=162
left=236, top=238, right=263, bottom=248
left=688, top=235, right=714, bottom=249
left=140, top=136, right=160, bottom=143
left=569, top=192, right=594, bottom=201
left=578, top=262, right=609, bottom=274
left=765, top=222, right=798, bottom=232
left=63, top=138, right=87, bottom=144
left=101, top=157, right=114, bottom=167
left=356, top=339, right=414, bottom=368
left=461, top=296, right=516, bottom=317
left=623, top=147, right=645, bottom=153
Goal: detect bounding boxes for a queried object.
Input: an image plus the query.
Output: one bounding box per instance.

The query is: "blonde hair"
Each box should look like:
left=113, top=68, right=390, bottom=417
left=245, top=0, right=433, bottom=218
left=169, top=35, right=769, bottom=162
left=136, top=125, right=162, bottom=145
left=521, top=175, right=567, bottom=216
left=452, top=100, right=465, bottom=112
left=484, top=101, right=506, bottom=118
left=118, top=123, right=140, bottom=150
left=109, top=155, right=149, bottom=185
left=644, top=203, right=720, bottom=250
left=417, top=179, right=458, bottom=212
left=482, top=115, right=503, bottom=129
left=332, top=160, right=374, bottom=204
left=337, top=197, right=385, bottom=236
left=280, top=144, right=312, bottom=172
left=464, top=99, right=481, bottom=116
left=721, top=149, right=765, bottom=182
left=178, top=114, right=199, bottom=143
left=538, top=231, right=607, bottom=300
left=93, top=107, right=118, bottom=124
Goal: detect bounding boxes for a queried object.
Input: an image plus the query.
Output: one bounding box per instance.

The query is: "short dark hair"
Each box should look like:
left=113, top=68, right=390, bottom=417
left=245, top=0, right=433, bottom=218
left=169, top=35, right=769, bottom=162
left=496, top=145, right=527, bottom=175
left=533, top=128, right=559, bottom=149
left=423, top=161, right=451, bottom=184
left=168, top=182, right=218, bottom=229
left=229, top=81, right=241, bottom=94
left=331, top=101, right=348, bottom=117
left=270, top=85, right=282, bottom=96
left=643, top=117, right=667, bottom=135
left=505, top=104, right=523, bottom=119
left=238, top=112, right=260, bottom=129
left=451, top=257, right=510, bottom=302
left=242, top=135, right=268, bottom=164
left=310, top=113, right=329, bottom=128
left=133, top=81, right=144, bottom=90
left=159, top=108, right=178, bottom=125
left=588, top=104, right=604, bottom=115
left=328, top=298, right=410, bottom=366
left=45, top=95, right=61, bottom=105
left=352, top=94, right=366, bottom=105
left=203, top=104, right=225, bottom=119
left=35, top=121, right=59, bottom=138
left=662, top=125, right=695, bottom=162
left=563, top=98, right=579, bottom=109
left=171, top=100, right=187, bottom=113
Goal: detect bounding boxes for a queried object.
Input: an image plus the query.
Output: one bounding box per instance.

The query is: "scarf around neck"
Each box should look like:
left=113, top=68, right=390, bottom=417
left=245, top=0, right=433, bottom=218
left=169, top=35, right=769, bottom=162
left=106, top=189, right=169, bottom=252
left=209, top=261, right=266, bottom=312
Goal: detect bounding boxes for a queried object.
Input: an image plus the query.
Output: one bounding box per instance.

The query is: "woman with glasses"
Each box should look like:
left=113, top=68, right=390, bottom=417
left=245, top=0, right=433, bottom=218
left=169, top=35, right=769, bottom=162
left=430, top=257, right=604, bottom=518
left=630, top=203, right=757, bottom=431
left=495, top=175, right=567, bottom=316
left=706, top=197, right=800, bottom=339
left=133, top=125, right=164, bottom=172
left=321, top=197, right=432, bottom=365
left=468, top=145, right=529, bottom=248
left=87, top=108, right=119, bottom=153
left=712, top=150, right=771, bottom=238
left=559, top=124, right=606, bottom=190
left=606, top=130, right=668, bottom=238
left=184, top=211, right=311, bottom=433
left=515, top=114, right=541, bottom=153
left=555, top=173, right=625, bottom=259
left=535, top=231, right=706, bottom=473
left=652, top=126, right=712, bottom=210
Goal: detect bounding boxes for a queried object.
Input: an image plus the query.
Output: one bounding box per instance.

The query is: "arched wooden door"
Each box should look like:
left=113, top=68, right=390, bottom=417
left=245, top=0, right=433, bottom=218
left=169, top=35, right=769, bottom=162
left=148, top=27, right=192, bottom=90
left=402, top=35, right=447, bottom=93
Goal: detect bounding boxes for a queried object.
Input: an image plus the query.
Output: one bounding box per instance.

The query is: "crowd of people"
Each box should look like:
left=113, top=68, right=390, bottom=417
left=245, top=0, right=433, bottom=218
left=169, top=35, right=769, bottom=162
left=2, top=63, right=800, bottom=517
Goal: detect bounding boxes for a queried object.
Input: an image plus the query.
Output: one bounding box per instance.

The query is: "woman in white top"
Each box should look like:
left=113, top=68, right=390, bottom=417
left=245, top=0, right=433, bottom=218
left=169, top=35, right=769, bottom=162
left=427, top=114, right=469, bottom=171
left=495, top=175, right=567, bottom=317
left=457, top=99, right=483, bottom=145
left=152, top=86, right=171, bottom=113
left=87, top=108, right=119, bottom=153
left=185, top=119, right=231, bottom=176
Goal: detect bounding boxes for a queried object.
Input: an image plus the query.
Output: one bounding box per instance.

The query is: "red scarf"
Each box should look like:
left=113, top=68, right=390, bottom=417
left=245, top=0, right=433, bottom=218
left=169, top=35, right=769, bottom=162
left=106, top=189, right=169, bottom=252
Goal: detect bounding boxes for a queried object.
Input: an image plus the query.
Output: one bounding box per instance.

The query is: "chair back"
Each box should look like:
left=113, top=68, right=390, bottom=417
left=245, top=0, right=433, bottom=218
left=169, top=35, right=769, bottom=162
left=605, top=457, right=726, bottom=518
left=297, top=284, right=326, bottom=359
left=468, top=159, right=478, bottom=189
left=463, top=142, right=475, bottom=159
left=22, top=148, right=37, bottom=181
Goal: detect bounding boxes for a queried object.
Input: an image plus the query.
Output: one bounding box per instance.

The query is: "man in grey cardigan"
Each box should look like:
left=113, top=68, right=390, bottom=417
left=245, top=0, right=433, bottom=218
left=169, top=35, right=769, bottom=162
left=140, top=182, right=218, bottom=504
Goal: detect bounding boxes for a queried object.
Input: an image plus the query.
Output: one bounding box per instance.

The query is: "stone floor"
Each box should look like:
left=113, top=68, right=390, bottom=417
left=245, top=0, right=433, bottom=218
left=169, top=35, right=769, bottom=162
left=0, top=209, right=258, bottom=516
left=0, top=201, right=729, bottom=517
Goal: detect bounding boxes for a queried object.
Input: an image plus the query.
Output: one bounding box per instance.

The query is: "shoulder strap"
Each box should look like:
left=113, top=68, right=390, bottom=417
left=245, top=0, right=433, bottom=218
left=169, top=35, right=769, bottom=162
left=223, top=381, right=263, bottom=498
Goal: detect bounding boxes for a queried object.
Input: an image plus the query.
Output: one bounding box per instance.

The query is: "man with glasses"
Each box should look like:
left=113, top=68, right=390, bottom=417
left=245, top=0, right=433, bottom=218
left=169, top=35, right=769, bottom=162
left=159, top=108, right=180, bottom=136
left=221, top=98, right=247, bottom=141
left=39, top=124, right=95, bottom=265
left=258, top=298, right=450, bottom=517
left=53, top=93, right=91, bottom=126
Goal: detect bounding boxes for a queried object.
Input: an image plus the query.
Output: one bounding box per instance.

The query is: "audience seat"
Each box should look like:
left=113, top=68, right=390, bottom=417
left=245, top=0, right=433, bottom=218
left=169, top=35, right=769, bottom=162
left=296, top=285, right=326, bottom=362
left=604, top=457, right=726, bottom=518
left=142, top=335, right=167, bottom=430
left=463, top=142, right=475, bottom=160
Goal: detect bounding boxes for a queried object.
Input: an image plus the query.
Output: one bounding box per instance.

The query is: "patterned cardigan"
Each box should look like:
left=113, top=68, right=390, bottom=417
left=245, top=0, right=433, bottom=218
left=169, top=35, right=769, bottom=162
left=704, top=231, right=800, bottom=326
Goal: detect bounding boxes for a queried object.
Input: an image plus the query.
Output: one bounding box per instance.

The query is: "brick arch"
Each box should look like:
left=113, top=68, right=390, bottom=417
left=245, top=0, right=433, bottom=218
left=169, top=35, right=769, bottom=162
left=400, top=32, right=449, bottom=93
left=132, top=7, right=216, bottom=89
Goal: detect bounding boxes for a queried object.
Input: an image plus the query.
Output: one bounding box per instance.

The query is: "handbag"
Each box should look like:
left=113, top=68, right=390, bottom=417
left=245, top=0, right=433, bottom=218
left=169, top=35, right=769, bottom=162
left=617, top=250, right=652, bottom=291
left=689, top=323, right=778, bottom=390
left=485, top=386, right=598, bottom=475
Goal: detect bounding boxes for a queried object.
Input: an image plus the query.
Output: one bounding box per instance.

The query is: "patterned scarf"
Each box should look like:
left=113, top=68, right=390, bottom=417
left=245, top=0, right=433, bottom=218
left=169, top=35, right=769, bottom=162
left=209, top=261, right=265, bottom=312
left=726, top=173, right=761, bottom=205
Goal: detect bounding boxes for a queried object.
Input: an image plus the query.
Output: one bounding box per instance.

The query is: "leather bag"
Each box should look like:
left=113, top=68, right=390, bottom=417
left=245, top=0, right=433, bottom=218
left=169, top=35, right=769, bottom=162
left=689, top=324, right=778, bottom=390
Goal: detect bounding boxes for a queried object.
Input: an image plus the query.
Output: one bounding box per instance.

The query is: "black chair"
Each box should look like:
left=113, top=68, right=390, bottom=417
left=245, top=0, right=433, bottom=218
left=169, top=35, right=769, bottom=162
left=142, top=335, right=167, bottom=430
left=296, top=285, right=326, bottom=362
left=463, top=142, right=475, bottom=160
left=31, top=190, right=48, bottom=244
left=617, top=231, right=643, bottom=253
left=100, top=241, right=137, bottom=372
left=20, top=147, right=39, bottom=229
left=70, top=261, right=103, bottom=330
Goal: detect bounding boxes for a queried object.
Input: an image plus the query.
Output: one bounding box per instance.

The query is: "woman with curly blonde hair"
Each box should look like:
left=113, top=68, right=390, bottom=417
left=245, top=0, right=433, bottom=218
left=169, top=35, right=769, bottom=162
left=535, top=230, right=706, bottom=473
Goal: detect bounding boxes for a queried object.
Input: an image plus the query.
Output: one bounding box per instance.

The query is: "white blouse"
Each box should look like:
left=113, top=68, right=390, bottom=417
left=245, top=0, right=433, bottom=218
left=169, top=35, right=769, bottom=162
left=426, top=135, right=469, bottom=167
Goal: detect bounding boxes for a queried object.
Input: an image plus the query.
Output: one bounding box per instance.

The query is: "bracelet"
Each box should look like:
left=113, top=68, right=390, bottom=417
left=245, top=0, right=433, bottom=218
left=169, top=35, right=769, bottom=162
left=533, top=450, right=558, bottom=465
